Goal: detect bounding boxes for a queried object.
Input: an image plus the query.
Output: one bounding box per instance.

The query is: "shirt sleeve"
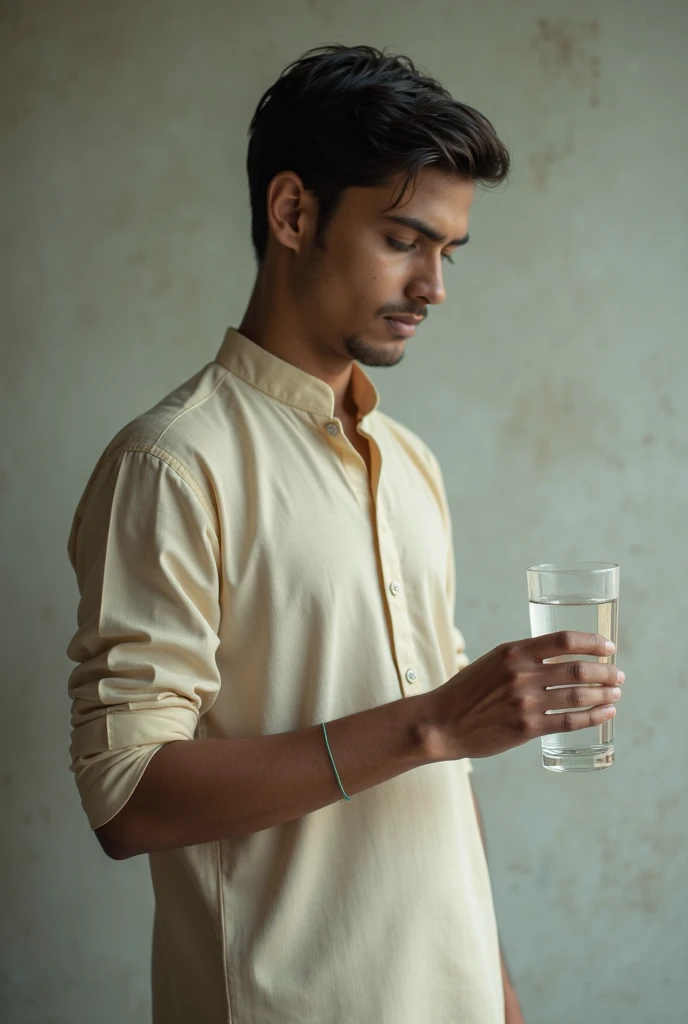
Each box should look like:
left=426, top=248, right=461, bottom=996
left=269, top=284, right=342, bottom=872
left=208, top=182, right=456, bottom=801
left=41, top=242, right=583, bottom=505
left=421, top=444, right=470, bottom=674
left=443, top=509, right=473, bottom=774
left=422, top=444, right=473, bottom=773
left=66, top=448, right=221, bottom=829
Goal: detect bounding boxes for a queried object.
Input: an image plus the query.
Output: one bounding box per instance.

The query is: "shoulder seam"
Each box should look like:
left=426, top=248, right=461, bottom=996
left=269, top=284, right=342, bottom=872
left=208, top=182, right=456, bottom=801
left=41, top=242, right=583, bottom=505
left=155, top=366, right=231, bottom=446
left=114, top=443, right=219, bottom=533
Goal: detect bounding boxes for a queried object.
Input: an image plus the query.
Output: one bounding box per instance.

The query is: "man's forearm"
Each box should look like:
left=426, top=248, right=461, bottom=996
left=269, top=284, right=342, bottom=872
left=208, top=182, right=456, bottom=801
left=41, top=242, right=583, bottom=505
left=96, top=691, right=440, bottom=859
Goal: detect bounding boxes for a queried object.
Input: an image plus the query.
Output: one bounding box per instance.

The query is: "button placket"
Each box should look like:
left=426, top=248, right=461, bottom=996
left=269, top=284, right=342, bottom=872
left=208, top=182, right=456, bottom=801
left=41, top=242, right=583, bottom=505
left=322, top=419, right=369, bottom=511
left=375, top=499, right=418, bottom=696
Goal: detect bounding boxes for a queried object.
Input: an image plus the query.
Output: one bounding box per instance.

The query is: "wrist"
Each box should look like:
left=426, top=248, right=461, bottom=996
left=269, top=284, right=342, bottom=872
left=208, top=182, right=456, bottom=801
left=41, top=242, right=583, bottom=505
left=407, top=690, right=458, bottom=764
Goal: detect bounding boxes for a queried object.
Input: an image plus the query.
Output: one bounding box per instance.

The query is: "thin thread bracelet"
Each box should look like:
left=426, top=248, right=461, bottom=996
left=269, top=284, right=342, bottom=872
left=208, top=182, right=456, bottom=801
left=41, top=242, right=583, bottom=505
left=321, top=722, right=351, bottom=802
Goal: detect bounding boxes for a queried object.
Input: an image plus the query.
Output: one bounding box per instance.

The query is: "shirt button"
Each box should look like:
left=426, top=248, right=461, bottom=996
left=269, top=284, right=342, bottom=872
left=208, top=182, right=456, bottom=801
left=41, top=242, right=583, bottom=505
left=405, top=669, right=417, bottom=684
left=389, top=581, right=401, bottom=596
left=326, top=423, right=339, bottom=435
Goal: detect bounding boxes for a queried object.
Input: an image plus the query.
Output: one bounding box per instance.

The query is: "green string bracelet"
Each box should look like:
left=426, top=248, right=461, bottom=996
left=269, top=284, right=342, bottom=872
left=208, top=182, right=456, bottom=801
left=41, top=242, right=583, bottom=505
left=322, top=722, right=351, bottom=802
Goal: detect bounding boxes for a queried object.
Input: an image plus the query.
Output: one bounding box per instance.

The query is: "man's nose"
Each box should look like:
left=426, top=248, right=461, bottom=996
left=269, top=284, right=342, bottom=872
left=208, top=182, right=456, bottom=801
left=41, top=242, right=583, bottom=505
left=407, top=261, right=446, bottom=306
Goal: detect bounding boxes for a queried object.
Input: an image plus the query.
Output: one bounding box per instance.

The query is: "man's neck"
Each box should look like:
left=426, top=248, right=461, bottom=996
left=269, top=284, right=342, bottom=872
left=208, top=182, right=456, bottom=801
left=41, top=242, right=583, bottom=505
left=238, top=285, right=356, bottom=421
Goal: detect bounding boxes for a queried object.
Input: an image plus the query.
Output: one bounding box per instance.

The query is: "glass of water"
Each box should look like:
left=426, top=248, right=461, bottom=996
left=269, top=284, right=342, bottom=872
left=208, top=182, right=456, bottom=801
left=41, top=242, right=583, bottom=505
left=527, top=562, right=619, bottom=772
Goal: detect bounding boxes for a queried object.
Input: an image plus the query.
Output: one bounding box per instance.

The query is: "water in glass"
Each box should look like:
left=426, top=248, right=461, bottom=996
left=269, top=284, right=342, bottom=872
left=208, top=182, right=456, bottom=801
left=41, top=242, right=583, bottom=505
left=529, top=596, right=618, bottom=771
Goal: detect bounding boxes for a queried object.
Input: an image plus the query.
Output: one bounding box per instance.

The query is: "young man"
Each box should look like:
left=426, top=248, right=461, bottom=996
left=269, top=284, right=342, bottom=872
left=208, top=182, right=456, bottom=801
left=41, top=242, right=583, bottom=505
left=67, top=45, right=623, bottom=1024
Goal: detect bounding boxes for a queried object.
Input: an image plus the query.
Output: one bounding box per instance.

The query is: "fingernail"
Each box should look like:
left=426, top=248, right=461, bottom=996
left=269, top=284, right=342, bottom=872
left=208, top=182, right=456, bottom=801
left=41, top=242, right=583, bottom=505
left=605, top=641, right=616, bottom=654
left=604, top=705, right=616, bottom=718
left=612, top=687, right=622, bottom=699
left=617, top=671, right=625, bottom=684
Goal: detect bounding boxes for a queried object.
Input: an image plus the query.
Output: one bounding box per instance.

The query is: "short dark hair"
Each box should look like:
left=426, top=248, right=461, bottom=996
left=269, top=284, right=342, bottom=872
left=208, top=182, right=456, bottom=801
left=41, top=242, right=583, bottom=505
left=246, top=44, right=510, bottom=262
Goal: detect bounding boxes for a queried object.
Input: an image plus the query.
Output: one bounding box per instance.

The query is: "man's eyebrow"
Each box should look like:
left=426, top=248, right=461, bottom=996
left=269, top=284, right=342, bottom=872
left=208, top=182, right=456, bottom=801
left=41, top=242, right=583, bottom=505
left=383, top=214, right=470, bottom=247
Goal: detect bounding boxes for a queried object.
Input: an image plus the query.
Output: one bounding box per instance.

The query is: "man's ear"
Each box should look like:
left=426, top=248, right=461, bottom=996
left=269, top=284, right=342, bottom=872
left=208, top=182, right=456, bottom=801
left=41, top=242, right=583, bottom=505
left=265, top=171, right=317, bottom=255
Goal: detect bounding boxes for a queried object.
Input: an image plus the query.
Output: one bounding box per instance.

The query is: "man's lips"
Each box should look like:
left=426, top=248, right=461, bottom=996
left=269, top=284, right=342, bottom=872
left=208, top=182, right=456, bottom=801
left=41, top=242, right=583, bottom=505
left=383, top=314, right=424, bottom=337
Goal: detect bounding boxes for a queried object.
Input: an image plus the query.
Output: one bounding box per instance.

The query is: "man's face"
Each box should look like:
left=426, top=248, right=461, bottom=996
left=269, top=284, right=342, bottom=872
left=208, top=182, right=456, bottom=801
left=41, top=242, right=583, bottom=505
left=293, top=166, right=475, bottom=368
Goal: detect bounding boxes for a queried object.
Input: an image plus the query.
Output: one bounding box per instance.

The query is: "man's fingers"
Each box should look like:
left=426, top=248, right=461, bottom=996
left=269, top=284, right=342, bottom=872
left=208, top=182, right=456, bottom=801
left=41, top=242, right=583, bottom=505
left=539, top=704, right=617, bottom=736
left=546, top=661, right=623, bottom=687
left=524, top=631, right=615, bottom=662
left=545, top=683, right=622, bottom=712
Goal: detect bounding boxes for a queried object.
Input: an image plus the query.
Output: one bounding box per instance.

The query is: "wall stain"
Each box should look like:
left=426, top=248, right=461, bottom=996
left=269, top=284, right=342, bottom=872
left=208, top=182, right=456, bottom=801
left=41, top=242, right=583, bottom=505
left=614, top=867, right=662, bottom=914
left=528, top=18, right=601, bottom=189
left=660, top=395, right=676, bottom=418
left=529, top=132, right=574, bottom=190
left=1, top=5, right=140, bottom=136
left=305, top=0, right=336, bottom=23
left=531, top=17, right=601, bottom=109
left=499, top=376, right=620, bottom=472
left=152, top=274, right=172, bottom=297
left=667, top=439, right=688, bottom=462
left=507, top=861, right=532, bottom=874
left=127, top=246, right=149, bottom=267
left=40, top=604, right=54, bottom=623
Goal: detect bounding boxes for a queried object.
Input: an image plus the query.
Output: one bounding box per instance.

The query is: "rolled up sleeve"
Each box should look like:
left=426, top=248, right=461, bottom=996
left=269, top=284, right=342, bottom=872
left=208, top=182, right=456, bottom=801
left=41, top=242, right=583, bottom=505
left=67, top=448, right=221, bottom=829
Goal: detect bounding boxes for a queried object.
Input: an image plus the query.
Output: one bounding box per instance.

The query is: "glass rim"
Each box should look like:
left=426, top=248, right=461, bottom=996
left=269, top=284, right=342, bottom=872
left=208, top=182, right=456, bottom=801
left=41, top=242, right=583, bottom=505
left=527, top=561, right=619, bottom=575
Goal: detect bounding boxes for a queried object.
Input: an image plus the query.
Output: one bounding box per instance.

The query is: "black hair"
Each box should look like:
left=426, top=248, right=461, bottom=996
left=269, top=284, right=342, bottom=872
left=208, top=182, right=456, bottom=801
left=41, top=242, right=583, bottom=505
left=247, top=44, right=510, bottom=262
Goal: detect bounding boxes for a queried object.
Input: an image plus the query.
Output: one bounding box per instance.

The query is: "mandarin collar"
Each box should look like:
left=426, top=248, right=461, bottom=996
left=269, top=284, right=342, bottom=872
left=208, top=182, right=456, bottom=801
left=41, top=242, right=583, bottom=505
left=215, top=328, right=380, bottom=420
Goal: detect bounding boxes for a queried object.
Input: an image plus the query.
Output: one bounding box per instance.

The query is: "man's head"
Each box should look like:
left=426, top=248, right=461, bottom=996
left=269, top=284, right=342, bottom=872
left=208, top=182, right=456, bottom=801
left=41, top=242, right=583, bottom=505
left=246, top=45, right=509, bottom=368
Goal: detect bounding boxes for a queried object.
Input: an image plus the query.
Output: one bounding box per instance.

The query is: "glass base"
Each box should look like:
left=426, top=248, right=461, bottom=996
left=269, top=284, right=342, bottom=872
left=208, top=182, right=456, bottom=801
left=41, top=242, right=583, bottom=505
left=542, top=745, right=614, bottom=772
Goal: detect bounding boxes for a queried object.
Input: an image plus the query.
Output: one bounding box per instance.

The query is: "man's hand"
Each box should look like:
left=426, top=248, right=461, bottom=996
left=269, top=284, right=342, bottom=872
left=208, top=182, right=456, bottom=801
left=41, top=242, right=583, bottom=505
left=502, top=954, right=526, bottom=1024
left=504, top=986, right=526, bottom=1023
left=425, top=631, right=623, bottom=761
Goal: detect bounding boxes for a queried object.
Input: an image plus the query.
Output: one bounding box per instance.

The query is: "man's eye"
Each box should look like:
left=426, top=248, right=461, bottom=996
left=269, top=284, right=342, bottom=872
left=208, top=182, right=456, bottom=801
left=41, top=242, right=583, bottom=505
left=386, top=236, right=455, bottom=265
left=386, top=237, right=414, bottom=253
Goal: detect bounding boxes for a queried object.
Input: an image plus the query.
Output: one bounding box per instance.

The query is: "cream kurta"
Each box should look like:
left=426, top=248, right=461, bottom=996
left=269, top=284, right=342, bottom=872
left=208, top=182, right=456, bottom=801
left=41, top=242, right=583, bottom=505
left=67, top=328, right=503, bottom=1024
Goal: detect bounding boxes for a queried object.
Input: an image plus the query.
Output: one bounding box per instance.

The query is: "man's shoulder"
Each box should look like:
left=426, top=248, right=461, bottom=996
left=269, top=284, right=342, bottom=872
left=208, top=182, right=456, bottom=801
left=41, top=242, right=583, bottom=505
left=72, top=360, right=238, bottom=537
left=104, top=360, right=233, bottom=465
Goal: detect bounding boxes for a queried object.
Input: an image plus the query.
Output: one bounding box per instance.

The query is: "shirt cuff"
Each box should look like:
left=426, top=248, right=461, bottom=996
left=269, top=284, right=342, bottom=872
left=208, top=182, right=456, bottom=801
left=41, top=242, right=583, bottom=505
left=70, top=705, right=198, bottom=829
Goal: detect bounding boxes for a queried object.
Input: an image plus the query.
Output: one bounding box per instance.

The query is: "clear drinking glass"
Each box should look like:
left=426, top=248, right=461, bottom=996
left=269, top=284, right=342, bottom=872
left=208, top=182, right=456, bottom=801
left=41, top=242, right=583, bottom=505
left=527, top=562, right=620, bottom=772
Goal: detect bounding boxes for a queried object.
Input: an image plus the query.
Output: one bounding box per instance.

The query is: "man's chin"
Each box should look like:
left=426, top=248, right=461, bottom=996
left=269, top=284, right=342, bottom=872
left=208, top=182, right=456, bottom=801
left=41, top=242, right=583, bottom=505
left=343, top=333, right=406, bottom=368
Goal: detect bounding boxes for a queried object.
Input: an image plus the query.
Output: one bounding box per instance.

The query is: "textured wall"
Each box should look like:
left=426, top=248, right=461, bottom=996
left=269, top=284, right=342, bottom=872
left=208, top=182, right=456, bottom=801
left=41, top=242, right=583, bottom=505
left=2, top=1, right=687, bottom=1021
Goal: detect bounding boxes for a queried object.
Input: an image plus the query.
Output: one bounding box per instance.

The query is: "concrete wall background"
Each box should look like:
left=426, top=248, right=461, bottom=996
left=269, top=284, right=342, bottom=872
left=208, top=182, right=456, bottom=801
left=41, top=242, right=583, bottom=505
left=2, top=0, right=687, bottom=1021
